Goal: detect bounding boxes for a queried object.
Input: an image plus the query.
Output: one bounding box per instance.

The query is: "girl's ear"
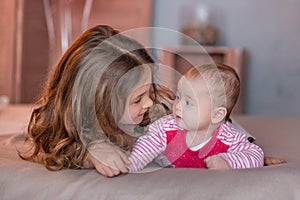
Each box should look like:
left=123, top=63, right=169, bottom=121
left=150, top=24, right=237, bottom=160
left=211, top=107, right=227, bottom=124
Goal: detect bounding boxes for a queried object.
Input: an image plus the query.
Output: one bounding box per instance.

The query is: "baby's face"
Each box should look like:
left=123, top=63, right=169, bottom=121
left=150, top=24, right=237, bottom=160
left=172, top=76, right=212, bottom=131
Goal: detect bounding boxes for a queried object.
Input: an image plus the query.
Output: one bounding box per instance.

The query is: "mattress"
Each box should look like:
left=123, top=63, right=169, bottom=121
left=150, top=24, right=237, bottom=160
left=1, top=104, right=300, bottom=199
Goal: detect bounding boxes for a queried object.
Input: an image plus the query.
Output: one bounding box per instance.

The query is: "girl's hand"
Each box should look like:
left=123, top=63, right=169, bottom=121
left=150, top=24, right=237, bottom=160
left=205, top=155, right=231, bottom=170
left=90, top=156, right=126, bottom=177
left=88, top=141, right=131, bottom=177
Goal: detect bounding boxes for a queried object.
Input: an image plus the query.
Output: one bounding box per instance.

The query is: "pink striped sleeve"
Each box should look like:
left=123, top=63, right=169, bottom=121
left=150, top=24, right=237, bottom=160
left=127, top=116, right=170, bottom=172
left=217, top=123, right=264, bottom=169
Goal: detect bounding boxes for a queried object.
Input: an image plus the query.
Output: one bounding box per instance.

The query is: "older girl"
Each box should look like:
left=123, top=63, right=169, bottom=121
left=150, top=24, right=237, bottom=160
left=19, top=25, right=172, bottom=176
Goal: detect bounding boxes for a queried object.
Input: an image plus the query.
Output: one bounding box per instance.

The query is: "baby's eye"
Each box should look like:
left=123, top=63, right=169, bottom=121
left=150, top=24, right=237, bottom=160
left=185, top=100, right=190, bottom=106
left=176, top=95, right=180, bottom=100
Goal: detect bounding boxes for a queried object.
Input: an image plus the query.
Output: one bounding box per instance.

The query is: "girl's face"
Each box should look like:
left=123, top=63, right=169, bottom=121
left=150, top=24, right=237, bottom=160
left=172, top=76, right=212, bottom=131
left=120, top=69, right=153, bottom=125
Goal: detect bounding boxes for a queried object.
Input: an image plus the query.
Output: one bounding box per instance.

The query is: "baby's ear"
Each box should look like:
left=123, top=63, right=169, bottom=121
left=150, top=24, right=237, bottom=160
left=211, top=107, right=227, bottom=124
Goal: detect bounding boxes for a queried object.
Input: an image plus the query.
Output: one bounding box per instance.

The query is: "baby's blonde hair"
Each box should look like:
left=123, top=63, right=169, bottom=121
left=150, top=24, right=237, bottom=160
left=184, top=63, right=240, bottom=121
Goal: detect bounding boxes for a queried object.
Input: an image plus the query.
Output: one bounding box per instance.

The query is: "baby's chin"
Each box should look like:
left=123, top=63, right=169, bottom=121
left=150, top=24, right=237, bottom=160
left=175, top=118, right=185, bottom=129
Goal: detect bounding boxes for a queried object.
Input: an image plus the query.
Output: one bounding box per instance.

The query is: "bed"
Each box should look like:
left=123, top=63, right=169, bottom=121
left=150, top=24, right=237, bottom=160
left=1, top=104, right=300, bottom=199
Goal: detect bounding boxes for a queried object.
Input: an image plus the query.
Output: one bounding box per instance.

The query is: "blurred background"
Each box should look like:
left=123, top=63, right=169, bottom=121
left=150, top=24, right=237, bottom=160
left=1, top=0, right=300, bottom=116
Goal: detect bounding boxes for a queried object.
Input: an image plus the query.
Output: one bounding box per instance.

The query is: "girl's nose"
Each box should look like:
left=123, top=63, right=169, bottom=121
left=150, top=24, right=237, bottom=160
left=143, top=96, right=153, bottom=109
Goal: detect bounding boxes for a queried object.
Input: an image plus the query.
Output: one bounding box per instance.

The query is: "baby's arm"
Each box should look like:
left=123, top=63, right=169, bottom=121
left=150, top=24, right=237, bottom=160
left=205, top=155, right=231, bottom=169
left=128, top=119, right=167, bottom=172
left=231, top=118, right=285, bottom=166
left=230, top=117, right=255, bottom=140
left=217, top=131, right=264, bottom=169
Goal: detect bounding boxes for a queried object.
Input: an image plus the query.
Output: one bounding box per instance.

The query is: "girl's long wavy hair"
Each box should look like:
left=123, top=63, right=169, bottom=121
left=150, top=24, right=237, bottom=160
left=19, top=25, right=173, bottom=171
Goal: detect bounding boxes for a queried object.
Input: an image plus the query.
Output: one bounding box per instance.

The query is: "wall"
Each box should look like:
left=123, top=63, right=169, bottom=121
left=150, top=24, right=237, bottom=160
left=0, top=0, right=152, bottom=103
left=153, top=0, right=300, bottom=116
left=0, top=0, right=48, bottom=103
left=0, top=0, right=17, bottom=103
left=21, top=0, right=49, bottom=103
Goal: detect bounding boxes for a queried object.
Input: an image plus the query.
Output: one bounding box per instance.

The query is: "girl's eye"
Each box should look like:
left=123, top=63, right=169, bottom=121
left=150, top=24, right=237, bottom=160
left=176, top=95, right=180, bottom=100
left=133, top=98, right=141, bottom=104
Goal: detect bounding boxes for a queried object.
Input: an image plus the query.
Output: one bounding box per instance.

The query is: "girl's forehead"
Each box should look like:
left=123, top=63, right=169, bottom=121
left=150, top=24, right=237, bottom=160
left=131, top=84, right=151, bottom=97
left=129, top=67, right=152, bottom=94
left=125, top=65, right=152, bottom=87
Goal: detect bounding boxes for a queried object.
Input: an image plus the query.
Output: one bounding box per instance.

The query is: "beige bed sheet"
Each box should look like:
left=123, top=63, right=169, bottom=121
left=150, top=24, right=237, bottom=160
left=1, top=104, right=300, bottom=199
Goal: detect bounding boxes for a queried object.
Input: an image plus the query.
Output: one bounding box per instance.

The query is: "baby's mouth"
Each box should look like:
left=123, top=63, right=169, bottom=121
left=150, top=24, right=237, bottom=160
left=175, top=115, right=182, bottom=120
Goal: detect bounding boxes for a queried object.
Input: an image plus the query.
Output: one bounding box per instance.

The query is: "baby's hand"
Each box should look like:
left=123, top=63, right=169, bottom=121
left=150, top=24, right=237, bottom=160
left=264, top=156, right=286, bottom=166
left=205, top=155, right=231, bottom=170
